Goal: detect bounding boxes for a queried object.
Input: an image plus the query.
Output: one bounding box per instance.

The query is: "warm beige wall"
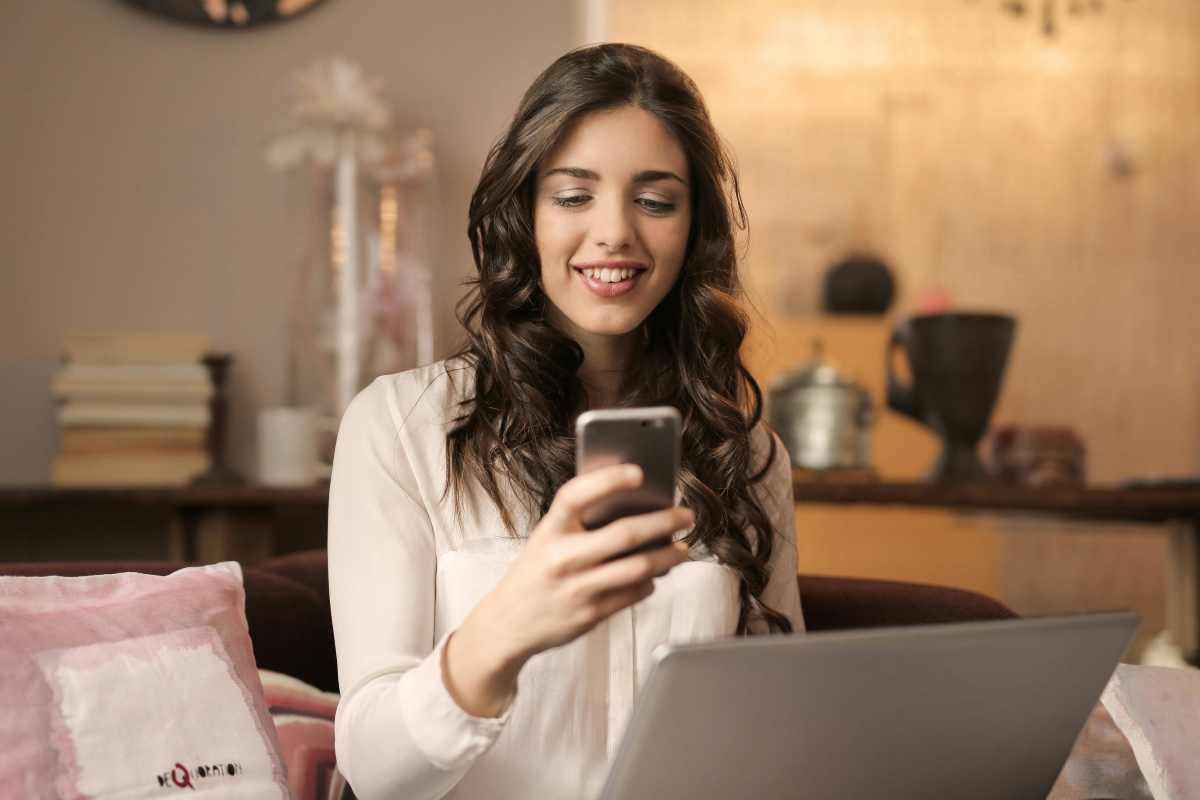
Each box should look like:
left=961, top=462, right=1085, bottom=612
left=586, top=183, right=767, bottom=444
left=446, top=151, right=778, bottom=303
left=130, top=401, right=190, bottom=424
left=611, top=0, right=1199, bottom=653
left=0, top=0, right=586, bottom=482
left=609, top=0, right=1200, bottom=481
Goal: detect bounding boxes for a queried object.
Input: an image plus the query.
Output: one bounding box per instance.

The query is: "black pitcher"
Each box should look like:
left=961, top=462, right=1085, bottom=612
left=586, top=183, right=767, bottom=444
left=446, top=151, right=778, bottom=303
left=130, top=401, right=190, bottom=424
left=886, top=312, right=1017, bottom=481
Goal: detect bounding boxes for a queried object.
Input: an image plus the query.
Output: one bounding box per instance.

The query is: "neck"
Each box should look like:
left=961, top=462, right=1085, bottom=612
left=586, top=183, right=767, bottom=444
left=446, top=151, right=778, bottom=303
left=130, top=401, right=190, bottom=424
left=543, top=305, right=642, bottom=411
left=579, top=371, right=624, bottom=410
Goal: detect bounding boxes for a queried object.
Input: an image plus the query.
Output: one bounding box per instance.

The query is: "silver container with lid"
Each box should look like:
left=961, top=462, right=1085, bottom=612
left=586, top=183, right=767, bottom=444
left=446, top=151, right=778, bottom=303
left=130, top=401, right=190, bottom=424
left=767, top=339, right=874, bottom=470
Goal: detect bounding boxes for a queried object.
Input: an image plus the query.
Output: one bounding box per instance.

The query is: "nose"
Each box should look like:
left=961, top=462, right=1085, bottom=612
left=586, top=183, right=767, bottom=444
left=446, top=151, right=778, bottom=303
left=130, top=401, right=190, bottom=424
left=592, top=193, right=635, bottom=252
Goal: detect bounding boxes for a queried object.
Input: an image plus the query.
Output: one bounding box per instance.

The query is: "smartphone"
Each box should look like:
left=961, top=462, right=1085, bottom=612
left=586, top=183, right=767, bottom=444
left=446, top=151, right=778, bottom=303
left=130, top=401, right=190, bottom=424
left=574, top=406, right=682, bottom=555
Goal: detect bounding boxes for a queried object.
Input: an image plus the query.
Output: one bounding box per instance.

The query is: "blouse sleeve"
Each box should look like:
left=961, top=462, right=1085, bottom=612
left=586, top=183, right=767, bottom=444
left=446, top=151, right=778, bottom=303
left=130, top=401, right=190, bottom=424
left=750, top=428, right=807, bottom=635
left=328, top=376, right=515, bottom=800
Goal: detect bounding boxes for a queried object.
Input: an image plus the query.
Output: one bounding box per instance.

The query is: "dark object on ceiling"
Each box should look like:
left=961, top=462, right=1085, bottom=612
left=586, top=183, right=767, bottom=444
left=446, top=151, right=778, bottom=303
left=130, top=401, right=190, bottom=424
left=974, top=0, right=1135, bottom=40
left=121, top=0, right=329, bottom=29
left=822, top=255, right=897, bottom=315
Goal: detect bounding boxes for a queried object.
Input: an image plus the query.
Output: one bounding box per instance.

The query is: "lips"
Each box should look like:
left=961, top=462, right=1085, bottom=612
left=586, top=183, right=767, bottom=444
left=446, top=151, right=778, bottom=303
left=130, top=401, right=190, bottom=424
left=571, top=261, right=649, bottom=299
left=575, top=268, right=643, bottom=298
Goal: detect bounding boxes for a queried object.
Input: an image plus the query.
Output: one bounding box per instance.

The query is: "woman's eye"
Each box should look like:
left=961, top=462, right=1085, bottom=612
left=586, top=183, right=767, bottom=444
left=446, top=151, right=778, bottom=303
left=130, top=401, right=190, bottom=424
left=549, top=195, right=676, bottom=213
left=551, top=195, right=590, bottom=208
left=638, top=198, right=676, bottom=214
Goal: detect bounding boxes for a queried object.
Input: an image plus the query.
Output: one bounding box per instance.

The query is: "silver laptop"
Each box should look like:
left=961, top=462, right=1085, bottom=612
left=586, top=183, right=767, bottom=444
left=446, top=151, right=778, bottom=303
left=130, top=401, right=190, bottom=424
left=600, top=611, right=1138, bottom=800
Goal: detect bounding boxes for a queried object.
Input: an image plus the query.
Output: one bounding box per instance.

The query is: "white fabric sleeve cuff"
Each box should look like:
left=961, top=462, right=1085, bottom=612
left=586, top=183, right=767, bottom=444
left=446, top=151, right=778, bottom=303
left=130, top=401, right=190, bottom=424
left=398, top=628, right=517, bottom=771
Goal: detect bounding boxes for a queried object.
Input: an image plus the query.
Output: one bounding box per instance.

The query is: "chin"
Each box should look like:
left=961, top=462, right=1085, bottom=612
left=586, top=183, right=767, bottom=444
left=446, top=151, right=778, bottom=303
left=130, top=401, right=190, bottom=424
left=578, top=312, right=647, bottom=337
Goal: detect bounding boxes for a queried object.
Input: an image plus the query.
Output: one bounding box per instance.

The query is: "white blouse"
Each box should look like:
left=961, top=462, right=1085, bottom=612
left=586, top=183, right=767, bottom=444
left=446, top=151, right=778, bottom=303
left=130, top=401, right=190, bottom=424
left=327, top=359, right=805, bottom=800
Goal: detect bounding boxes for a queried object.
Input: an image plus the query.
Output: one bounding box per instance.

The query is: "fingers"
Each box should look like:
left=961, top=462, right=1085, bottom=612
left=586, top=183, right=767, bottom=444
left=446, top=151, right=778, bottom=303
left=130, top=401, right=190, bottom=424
left=587, top=579, right=656, bottom=622
left=548, top=464, right=643, bottom=528
left=552, top=506, right=694, bottom=574
left=566, top=540, right=690, bottom=599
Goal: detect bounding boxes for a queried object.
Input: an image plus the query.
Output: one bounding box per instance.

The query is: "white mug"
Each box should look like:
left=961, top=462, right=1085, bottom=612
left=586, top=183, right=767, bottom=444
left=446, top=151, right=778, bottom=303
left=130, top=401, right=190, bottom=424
left=256, top=406, right=319, bottom=486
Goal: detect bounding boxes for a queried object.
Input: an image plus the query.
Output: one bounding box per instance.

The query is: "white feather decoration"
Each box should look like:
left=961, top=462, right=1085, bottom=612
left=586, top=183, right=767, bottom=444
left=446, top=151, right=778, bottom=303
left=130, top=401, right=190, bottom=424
left=266, top=57, right=393, bottom=170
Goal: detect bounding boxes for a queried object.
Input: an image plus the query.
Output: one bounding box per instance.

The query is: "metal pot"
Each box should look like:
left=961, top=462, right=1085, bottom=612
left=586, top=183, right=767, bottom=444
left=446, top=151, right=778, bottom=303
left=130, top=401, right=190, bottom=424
left=767, top=339, right=874, bottom=470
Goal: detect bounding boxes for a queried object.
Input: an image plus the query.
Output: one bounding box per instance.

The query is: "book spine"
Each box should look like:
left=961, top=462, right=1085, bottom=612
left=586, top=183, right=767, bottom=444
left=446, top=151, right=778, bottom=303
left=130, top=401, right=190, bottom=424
left=59, top=426, right=209, bottom=456
left=58, top=403, right=211, bottom=428
left=51, top=386, right=215, bottom=403
left=62, top=332, right=210, bottom=364
left=56, top=363, right=211, bottom=383
left=50, top=452, right=211, bottom=487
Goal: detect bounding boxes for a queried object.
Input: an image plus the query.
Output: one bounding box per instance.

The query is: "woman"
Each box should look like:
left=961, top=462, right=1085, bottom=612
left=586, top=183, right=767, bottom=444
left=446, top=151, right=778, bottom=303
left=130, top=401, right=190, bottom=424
left=328, top=42, right=805, bottom=800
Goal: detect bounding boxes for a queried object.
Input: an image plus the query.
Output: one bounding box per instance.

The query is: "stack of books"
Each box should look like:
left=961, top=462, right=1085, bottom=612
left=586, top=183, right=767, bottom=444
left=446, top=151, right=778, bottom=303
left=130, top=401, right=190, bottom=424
left=50, top=332, right=214, bottom=487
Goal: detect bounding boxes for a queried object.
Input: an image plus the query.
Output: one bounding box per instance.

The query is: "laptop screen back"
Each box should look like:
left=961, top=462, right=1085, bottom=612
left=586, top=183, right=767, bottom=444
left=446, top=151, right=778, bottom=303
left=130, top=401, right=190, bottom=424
left=601, top=612, right=1137, bottom=800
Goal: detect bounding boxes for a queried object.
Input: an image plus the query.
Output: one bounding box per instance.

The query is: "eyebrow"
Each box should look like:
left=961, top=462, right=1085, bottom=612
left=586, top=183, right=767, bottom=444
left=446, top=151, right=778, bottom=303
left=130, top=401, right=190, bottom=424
left=540, top=166, right=688, bottom=186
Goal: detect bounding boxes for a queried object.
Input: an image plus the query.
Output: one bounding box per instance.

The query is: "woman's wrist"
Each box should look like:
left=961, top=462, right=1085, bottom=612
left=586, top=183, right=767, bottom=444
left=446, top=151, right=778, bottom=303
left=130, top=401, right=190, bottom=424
left=442, top=613, right=526, bottom=718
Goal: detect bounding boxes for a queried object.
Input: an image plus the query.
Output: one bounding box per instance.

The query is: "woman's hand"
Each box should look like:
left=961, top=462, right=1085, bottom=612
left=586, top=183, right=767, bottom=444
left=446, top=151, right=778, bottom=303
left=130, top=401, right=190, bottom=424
left=443, top=464, right=693, bottom=716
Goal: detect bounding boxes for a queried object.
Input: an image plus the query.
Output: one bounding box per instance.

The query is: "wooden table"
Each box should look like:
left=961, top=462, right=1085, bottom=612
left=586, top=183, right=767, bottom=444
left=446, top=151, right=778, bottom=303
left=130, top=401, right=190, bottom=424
left=3, top=480, right=1199, bottom=660
left=789, top=478, right=1200, bottom=663
left=0, top=485, right=328, bottom=564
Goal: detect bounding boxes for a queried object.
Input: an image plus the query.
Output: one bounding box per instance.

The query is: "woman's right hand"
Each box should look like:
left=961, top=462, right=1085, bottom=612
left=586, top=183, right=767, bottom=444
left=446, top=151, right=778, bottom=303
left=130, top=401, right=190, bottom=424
left=442, top=463, right=694, bottom=716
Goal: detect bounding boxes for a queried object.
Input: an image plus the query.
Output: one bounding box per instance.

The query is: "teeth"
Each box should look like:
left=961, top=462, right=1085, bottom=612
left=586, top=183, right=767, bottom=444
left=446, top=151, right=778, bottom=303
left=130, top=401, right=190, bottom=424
left=583, top=267, right=637, bottom=283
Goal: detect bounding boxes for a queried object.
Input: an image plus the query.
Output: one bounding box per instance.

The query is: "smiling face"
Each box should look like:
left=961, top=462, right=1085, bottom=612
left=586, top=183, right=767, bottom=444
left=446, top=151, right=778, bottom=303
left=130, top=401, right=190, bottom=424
left=533, top=105, right=692, bottom=346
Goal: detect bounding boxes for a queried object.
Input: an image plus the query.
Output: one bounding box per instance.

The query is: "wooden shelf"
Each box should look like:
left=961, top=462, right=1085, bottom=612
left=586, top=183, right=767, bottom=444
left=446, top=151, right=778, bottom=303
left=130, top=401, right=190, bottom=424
left=787, top=478, right=1200, bottom=524
left=4, top=479, right=1197, bottom=522
left=0, top=484, right=329, bottom=509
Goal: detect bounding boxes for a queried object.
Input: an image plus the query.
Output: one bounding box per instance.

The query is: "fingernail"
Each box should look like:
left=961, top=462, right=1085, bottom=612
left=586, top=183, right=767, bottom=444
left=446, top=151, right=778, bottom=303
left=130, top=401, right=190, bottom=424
left=626, top=465, right=642, bottom=481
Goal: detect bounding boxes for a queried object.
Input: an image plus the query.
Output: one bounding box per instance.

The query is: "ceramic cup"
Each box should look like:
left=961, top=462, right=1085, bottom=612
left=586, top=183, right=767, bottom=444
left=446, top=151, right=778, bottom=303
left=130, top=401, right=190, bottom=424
left=256, top=406, right=319, bottom=486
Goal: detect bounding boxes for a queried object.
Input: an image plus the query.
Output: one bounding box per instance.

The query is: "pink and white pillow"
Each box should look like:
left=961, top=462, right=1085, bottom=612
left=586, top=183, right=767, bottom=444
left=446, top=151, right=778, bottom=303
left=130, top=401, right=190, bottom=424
left=1101, top=663, right=1200, bottom=800
left=0, top=561, right=289, bottom=798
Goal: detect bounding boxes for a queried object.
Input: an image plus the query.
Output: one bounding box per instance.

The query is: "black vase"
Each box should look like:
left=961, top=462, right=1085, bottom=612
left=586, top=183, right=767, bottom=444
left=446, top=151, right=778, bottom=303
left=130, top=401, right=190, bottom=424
left=886, top=312, right=1017, bottom=482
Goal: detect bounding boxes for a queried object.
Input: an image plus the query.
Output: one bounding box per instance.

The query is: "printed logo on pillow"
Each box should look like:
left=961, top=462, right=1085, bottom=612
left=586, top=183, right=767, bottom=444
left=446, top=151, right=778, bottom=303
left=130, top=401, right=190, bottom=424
left=156, top=761, right=246, bottom=790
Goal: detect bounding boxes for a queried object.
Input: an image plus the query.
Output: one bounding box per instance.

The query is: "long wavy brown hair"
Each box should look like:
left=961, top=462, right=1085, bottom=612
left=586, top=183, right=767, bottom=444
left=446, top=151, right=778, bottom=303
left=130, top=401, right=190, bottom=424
left=440, top=43, right=792, bottom=636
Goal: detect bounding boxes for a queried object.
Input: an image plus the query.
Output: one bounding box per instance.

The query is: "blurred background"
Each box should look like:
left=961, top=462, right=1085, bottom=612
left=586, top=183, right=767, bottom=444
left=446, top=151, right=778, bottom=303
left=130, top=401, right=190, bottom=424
left=1, top=0, right=1198, bottom=660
